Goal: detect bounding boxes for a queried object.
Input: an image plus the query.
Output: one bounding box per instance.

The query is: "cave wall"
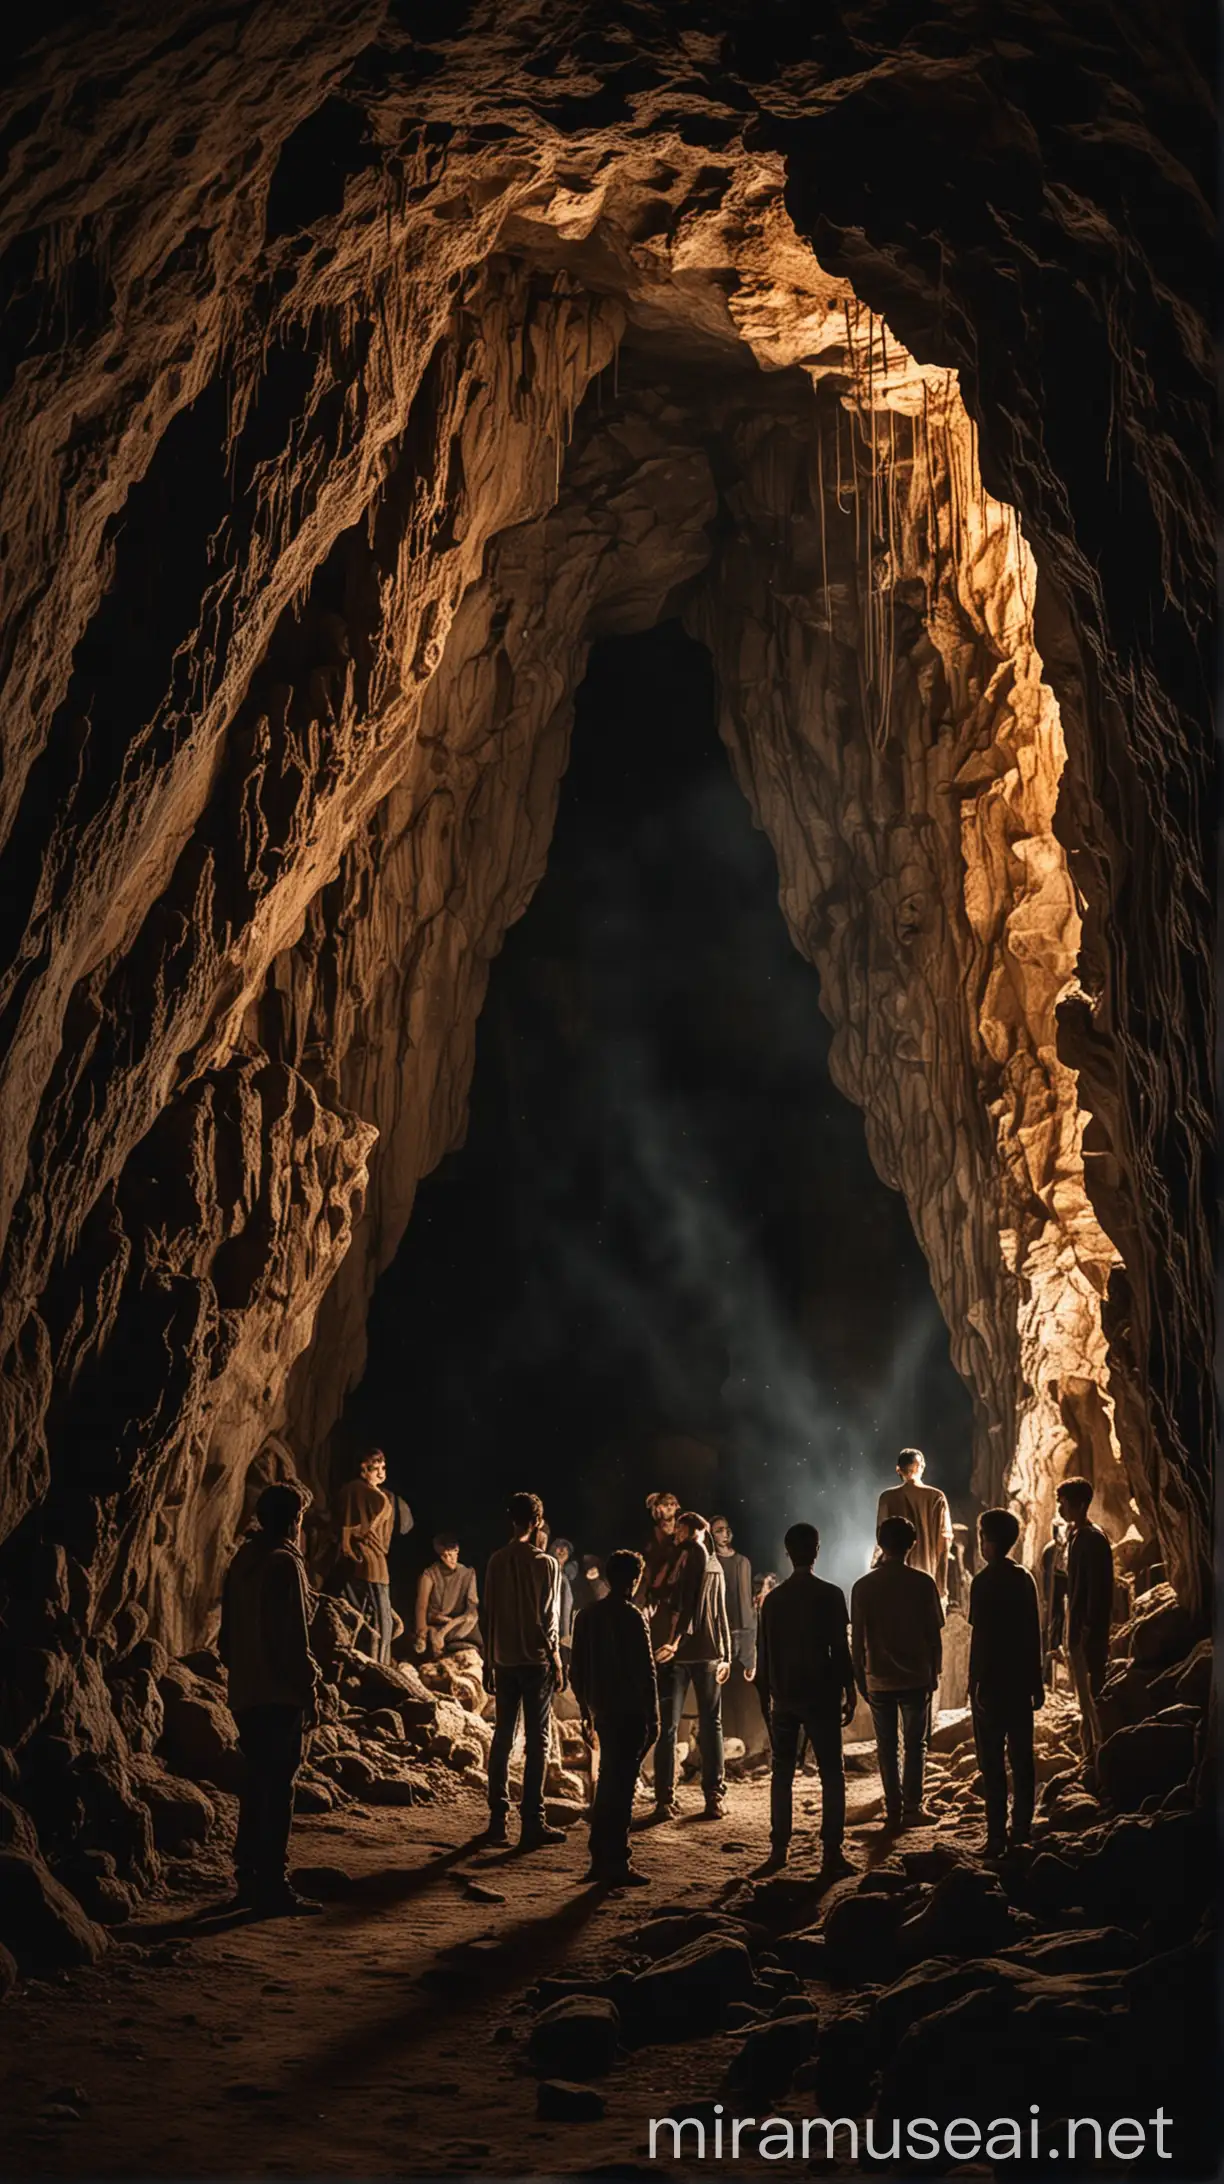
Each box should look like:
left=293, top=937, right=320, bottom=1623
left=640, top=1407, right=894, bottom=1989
left=0, top=0, right=1212, bottom=1715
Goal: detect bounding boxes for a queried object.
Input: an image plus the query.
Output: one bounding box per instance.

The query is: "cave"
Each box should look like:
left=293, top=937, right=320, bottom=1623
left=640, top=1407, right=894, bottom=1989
left=0, top=5, right=1214, bottom=2178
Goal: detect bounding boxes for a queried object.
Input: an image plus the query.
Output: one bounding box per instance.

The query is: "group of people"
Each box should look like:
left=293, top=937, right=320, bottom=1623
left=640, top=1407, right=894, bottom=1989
left=217, top=1445, right=1116, bottom=1911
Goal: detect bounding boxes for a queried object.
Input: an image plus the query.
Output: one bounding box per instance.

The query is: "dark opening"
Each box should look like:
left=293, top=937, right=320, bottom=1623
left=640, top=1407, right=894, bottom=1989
left=342, top=620, right=972, bottom=1594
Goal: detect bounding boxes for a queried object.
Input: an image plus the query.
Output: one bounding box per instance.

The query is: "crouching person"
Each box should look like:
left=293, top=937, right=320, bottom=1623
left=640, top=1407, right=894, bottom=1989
left=219, top=1482, right=322, bottom=1917
left=571, top=1549, right=659, bottom=1888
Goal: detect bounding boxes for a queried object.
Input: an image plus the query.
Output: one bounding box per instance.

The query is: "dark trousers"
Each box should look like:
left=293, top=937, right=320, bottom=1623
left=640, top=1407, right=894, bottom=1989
left=487, top=1663, right=554, bottom=1828
left=654, top=1660, right=724, bottom=1806
left=869, top=1687, right=930, bottom=1817
left=342, top=1577, right=393, bottom=1663
left=769, top=1703, right=846, bottom=1848
left=590, top=1712, right=651, bottom=1876
left=972, top=1690, right=1036, bottom=1842
left=234, top=1704, right=304, bottom=1896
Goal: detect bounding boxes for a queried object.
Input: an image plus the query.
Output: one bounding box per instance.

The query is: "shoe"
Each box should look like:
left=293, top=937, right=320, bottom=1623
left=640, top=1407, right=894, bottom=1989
left=520, top=1822, right=566, bottom=1849
left=820, top=1846, right=856, bottom=1877
left=482, top=1818, right=510, bottom=1848
left=900, top=1807, right=937, bottom=1828
left=759, top=1845, right=789, bottom=1874
left=610, top=1866, right=652, bottom=1888
left=647, top=1801, right=680, bottom=1824
left=982, top=1837, right=1007, bottom=1860
left=252, top=1888, right=324, bottom=1918
left=881, top=1809, right=903, bottom=1833
left=700, top=1797, right=726, bottom=1821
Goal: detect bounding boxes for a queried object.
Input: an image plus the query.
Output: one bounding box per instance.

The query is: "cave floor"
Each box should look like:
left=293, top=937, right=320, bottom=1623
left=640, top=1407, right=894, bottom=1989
left=0, top=1765, right=940, bottom=2180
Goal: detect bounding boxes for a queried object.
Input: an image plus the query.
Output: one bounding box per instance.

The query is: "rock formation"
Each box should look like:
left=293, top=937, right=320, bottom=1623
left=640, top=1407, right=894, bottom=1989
left=0, top=3, right=1212, bottom=1899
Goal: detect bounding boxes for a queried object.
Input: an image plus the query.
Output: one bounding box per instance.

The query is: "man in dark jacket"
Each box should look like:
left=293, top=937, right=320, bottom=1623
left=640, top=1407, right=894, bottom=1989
left=968, top=1506, right=1045, bottom=1854
left=651, top=1512, right=732, bottom=1821
left=480, top=1491, right=565, bottom=1850
left=571, top=1548, right=660, bottom=1887
left=851, top=1515, right=944, bottom=1828
left=1057, top=1475, right=1115, bottom=1769
left=756, top=1522, right=856, bottom=1872
left=219, top=1481, right=322, bottom=1916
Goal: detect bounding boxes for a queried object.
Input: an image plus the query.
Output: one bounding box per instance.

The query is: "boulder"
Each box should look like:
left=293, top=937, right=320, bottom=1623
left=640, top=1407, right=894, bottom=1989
left=998, top=1926, right=1139, bottom=1975
left=631, top=1931, right=755, bottom=2037
left=105, top=1667, right=164, bottom=1755
left=726, top=2003, right=819, bottom=2098
left=528, top=1995, right=620, bottom=2078
left=0, top=1851, right=108, bottom=1969
left=804, top=2004, right=877, bottom=2112
left=822, top=1888, right=913, bottom=1980
left=343, top=1656, right=438, bottom=1728
left=1096, top=1719, right=1197, bottom=1813
left=1127, top=1586, right=1196, bottom=1670
left=55, top=1853, right=134, bottom=1926
left=535, top=2080, right=605, bottom=2122
left=159, top=1690, right=242, bottom=1793
left=928, top=1708, right=974, bottom=1753
left=293, top=1776, right=337, bottom=1813
left=0, top=1794, right=39, bottom=1858
left=364, top=1773, right=432, bottom=1806
left=178, top=1649, right=224, bottom=1684
left=628, top=1910, right=760, bottom=1962
left=128, top=1761, right=215, bottom=1851
left=308, top=1597, right=365, bottom=1676
left=896, top=1867, right=1014, bottom=1962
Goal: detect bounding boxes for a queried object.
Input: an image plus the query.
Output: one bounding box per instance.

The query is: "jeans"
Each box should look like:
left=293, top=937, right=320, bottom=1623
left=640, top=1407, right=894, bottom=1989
left=341, top=1577, right=394, bottom=1663
left=972, top=1690, right=1036, bottom=1843
left=769, top=1703, right=846, bottom=1848
left=654, top=1660, right=724, bottom=1807
left=869, top=1686, right=931, bottom=1817
left=1069, top=1638, right=1105, bottom=1764
left=233, top=1704, right=304, bottom=1897
left=487, top=1663, right=555, bottom=1829
left=590, top=1712, right=652, bottom=1876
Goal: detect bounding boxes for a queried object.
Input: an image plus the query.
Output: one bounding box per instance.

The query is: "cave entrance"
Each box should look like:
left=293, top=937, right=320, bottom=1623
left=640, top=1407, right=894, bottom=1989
left=338, top=617, right=971, bottom=1600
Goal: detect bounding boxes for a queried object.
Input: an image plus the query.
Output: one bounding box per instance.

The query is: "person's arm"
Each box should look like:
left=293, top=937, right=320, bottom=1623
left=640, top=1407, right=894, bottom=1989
left=754, top=1597, right=771, bottom=1707
left=570, top=1608, right=591, bottom=1717
left=714, top=1569, right=732, bottom=1681
left=655, top=1546, right=699, bottom=1661
left=928, top=1577, right=944, bottom=1689
left=633, top=1610, right=661, bottom=1742
left=850, top=1584, right=868, bottom=1699
left=264, top=1553, right=318, bottom=1710
left=478, top=1557, right=496, bottom=1682
left=1089, top=1532, right=1114, bottom=1644
left=934, top=1493, right=952, bottom=1598
left=832, top=1590, right=856, bottom=1722
left=462, top=1565, right=478, bottom=1617
left=1023, top=1569, right=1045, bottom=1707
left=536, top=1553, right=561, bottom=1669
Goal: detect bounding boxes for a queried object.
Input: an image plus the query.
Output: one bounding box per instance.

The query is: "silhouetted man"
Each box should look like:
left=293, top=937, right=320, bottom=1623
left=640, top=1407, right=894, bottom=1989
left=334, top=1447, right=396, bottom=1663
left=651, top=1511, right=731, bottom=1821
left=551, top=1537, right=577, bottom=1670
left=413, top=1533, right=479, bottom=1657
left=852, top=1515, right=944, bottom=1830
left=969, top=1507, right=1044, bottom=1855
left=711, top=1515, right=755, bottom=1673
left=1041, top=1517, right=1069, bottom=1689
left=875, top=1448, right=954, bottom=1599
left=1057, top=1475, right=1114, bottom=1769
left=219, top=1482, right=322, bottom=1917
left=571, top=1548, right=659, bottom=1888
left=756, top=1522, right=856, bottom=1873
left=480, top=1491, right=566, bottom=1849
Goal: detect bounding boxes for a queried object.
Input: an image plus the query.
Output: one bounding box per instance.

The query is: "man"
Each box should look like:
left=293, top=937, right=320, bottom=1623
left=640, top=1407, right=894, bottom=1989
left=1041, top=1517, right=1069, bottom=1690
left=551, top=1537, right=577, bottom=1670
left=637, top=1490, right=682, bottom=1647
left=969, top=1507, right=1045, bottom=1855
left=875, top=1448, right=954, bottom=1599
left=480, top=1491, right=566, bottom=1849
left=571, top=1548, right=659, bottom=1888
left=571, top=1554, right=609, bottom=1612
left=219, top=1482, right=322, bottom=1917
left=413, top=1533, right=479, bottom=1658
left=711, top=1515, right=755, bottom=1674
left=651, top=1511, right=732, bottom=1821
left=333, top=1447, right=396, bottom=1663
left=756, top=1522, right=856, bottom=1873
left=1057, top=1475, right=1114, bottom=1770
left=851, top=1515, right=944, bottom=1830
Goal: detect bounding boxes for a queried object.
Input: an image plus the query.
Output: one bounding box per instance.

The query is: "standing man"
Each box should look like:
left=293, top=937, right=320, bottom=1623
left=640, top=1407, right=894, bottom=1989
left=851, top=1515, right=944, bottom=1830
left=333, top=1447, right=396, bottom=1663
left=480, top=1492, right=566, bottom=1850
left=413, top=1533, right=479, bottom=1658
left=875, top=1449, right=954, bottom=1600
left=637, top=1491, right=682, bottom=1646
left=219, top=1482, right=322, bottom=1917
left=968, top=1507, right=1045, bottom=1855
left=711, top=1515, right=755, bottom=1674
left=551, top=1538, right=577, bottom=1677
left=1057, top=1475, right=1115, bottom=1772
left=571, top=1549, right=660, bottom=1888
left=1041, top=1517, right=1069, bottom=1691
left=651, top=1511, right=732, bottom=1822
left=755, top=1522, right=856, bottom=1874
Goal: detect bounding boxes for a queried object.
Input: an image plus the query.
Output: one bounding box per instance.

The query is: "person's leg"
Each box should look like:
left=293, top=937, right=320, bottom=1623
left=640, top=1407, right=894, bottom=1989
left=1007, top=1698, right=1036, bottom=1842
left=652, top=1662, right=685, bottom=1809
left=371, top=1582, right=393, bottom=1663
left=445, top=1610, right=480, bottom=1649
left=1069, top=1642, right=1101, bottom=1764
left=233, top=1709, right=260, bottom=1896
left=518, top=1664, right=553, bottom=1834
left=869, top=1693, right=902, bottom=1820
left=899, top=1690, right=930, bottom=1816
left=807, top=1708, right=846, bottom=1849
left=972, top=1693, right=1008, bottom=1847
left=487, top=1668, right=523, bottom=1825
left=769, top=1708, right=801, bottom=1848
left=590, top=1715, right=641, bottom=1875
left=692, top=1662, right=725, bottom=1808
left=259, top=1706, right=304, bottom=1898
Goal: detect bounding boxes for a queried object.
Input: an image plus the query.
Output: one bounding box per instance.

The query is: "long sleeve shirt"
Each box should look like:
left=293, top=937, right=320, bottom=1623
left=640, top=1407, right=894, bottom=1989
left=968, top=1558, right=1044, bottom=1706
left=668, top=1544, right=732, bottom=1667
left=851, top=1559, right=944, bottom=1696
left=220, top=1535, right=318, bottom=1713
left=480, top=1537, right=559, bottom=1669
left=874, top=1481, right=954, bottom=1596
left=1066, top=1521, right=1114, bottom=1655
left=755, top=1570, right=854, bottom=1715
left=335, top=1478, right=395, bottom=1585
left=414, top=1560, right=478, bottom=1639
left=570, top=1595, right=659, bottom=1736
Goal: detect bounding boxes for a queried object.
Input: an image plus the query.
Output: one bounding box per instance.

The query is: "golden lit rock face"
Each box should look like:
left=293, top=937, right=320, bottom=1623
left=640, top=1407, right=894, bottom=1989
left=0, top=5, right=1212, bottom=1703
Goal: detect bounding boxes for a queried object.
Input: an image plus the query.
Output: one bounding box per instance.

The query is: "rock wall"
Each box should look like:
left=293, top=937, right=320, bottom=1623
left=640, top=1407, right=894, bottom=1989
left=0, top=0, right=1212, bottom=1766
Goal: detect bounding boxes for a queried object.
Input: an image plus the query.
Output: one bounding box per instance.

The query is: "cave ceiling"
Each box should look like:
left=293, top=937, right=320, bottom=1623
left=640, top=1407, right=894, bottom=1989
left=0, top=0, right=1213, bottom=1676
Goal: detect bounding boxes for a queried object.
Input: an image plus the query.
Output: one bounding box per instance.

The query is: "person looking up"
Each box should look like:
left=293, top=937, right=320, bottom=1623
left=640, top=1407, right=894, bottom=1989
left=333, top=1447, right=396, bottom=1663
left=480, top=1492, right=566, bottom=1850
left=756, top=1522, right=856, bottom=1874
left=852, top=1515, right=944, bottom=1831
left=875, top=1448, right=954, bottom=1601
left=969, top=1507, right=1045, bottom=1855
left=1056, top=1475, right=1114, bottom=1772
left=413, top=1533, right=479, bottom=1658
left=219, top=1482, right=322, bottom=1917
left=651, top=1511, right=732, bottom=1822
left=570, top=1548, right=659, bottom=1888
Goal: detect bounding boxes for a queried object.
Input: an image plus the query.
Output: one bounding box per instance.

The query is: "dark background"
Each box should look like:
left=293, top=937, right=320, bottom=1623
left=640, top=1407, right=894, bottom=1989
left=339, top=620, right=972, bottom=1606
